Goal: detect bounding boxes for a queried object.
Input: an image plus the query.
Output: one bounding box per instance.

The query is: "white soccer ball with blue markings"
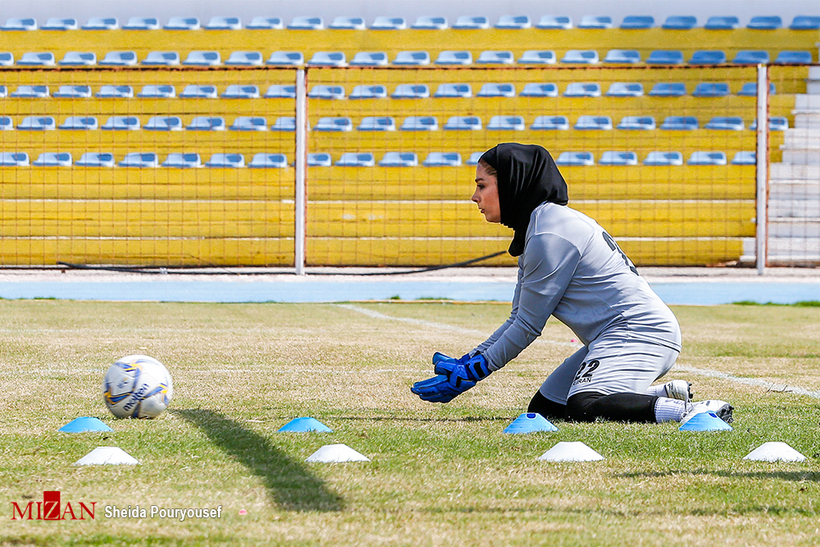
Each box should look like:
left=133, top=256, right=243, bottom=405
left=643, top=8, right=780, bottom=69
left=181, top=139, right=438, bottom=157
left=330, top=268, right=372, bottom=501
left=102, top=355, right=173, bottom=419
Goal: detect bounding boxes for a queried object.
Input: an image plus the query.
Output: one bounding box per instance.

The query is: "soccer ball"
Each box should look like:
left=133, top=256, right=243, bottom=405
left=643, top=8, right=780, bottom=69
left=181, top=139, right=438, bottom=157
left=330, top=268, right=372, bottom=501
left=102, top=355, right=174, bottom=419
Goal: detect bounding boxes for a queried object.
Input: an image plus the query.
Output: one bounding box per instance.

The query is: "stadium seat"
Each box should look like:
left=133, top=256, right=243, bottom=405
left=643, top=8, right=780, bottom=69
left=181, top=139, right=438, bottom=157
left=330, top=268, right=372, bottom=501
left=142, top=52, right=180, bottom=66
left=265, top=84, right=296, bottom=98
left=349, top=85, right=388, bottom=99
left=144, top=116, right=184, bottom=131
left=644, top=151, right=684, bottom=166
left=487, top=115, right=526, bottom=130
left=119, top=153, right=159, bottom=168
left=371, top=17, right=407, bottom=30
left=434, top=83, right=472, bottom=98
left=453, top=16, right=489, bottom=29
left=660, top=116, right=699, bottom=130
left=379, top=152, right=418, bottom=167
left=101, top=116, right=140, bottom=130
left=230, top=117, right=268, bottom=131
left=477, top=83, right=516, bottom=97
left=466, top=152, right=483, bottom=165
left=443, top=116, right=482, bottom=130
left=329, top=16, right=365, bottom=29
left=308, top=85, right=345, bottom=99
left=270, top=117, right=296, bottom=131
left=423, top=152, right=462, bottom=166
left=477, top=51, right=514, bottom=64
left=556, top=152, right=594, bottom=166
left=0, top=53, right=12, bottom=66
left=530, top=116, right=570, bottom=130
left=0, top=152, right=29, bottom=166
left=750, top=117, right=788, bottom=131
left=412, top=16, right=448, bottom=29
left=163, top=153, right=202, bottom=168
left=0, top=116, right=13, bottom=130
left=393, top=51, right=431, bottom=65
left=288, top=16, right=324, bottom=30
left=518, top=50, right=556, bottom=64
left=563, top=83, right=602, bottom=97
left=138, top=85, right=176, bottom=98
left=578, top=16, right=612, bottom=29
left=536, top=16, right=572, bottom=29
left=775, top=51, right=813, bottom=64
left=401, top=116, right=439, bottom=131
left=692, top=82, right=730, bottom=97
left=358, top=116, right=396, bottom=131
left=314, top=117, right=353, bottom=132
left=495, top=15, right=531, bottom=29
left=606, top=82, right=644, bottom=97
left=561, top=50, right=599, bottom=64
left=307, top=153, right=332, bottom=167
left=11, top=85, right=49, bottom=98
left=620, top=16, right=654, bottom=29
left=123, top=17, right=159, bottom=30
left=225, top=52, right=263, bottom=66
left=647, top=50, right=684, bottom=65
left=662, top=16, right=697, bottom=29
left=183, top=51, right=221, bottom=66
left=688, top=151, right=727, bottom=165
left=249, top=154, right=288, bottom=168
left=206, top=153, right=245, bottom=168
left=54, top=85, right=92, bottom=98
left=100, top=51, right=138, bottom=66
left=351, top=52, right=388, bottom=66
left=705, top=116, right=744, bottom=130
left=308, top=52, right=346, bottom=66
left=747, top=16, right=782, bottom=29
left=336, top=153, right=375, bottom=167
left=42, top=18, right=78, bottom=30
left=731, top=151, right=756, bottom=165
left=392, top=84, right=430, bottom=99
left=689, top=50, right=727, bottom=64
left=206, top=17, right=241, bottom=30
left=82, top=17, right=118, bottom=30
left=267, top=51, right=304, bottom=65
left=521, top=83, right=558, bottom=97
left=221, top=85, right=260, bottom=99
left=186, top=117, right=226, bottom=131
left=435, top=51, right=472, bottom=65
left=76, top=152, right=114, bottom=167
left=732, top=50, right=769, bottom=64
left=599, top=151, right=638, bottom=165
left=18, top=52, right=56, bottom=66
left=603, top=50, right=641, bottom=63
left=737, top=82, right=775, bottom=96
left=179, top=85, right=218, bottom=98
left=165, top=17, right=200, bottom=30
left=790, top=16, right=820, bottom=30
left=60, top=52, right=97, bottom=66
left=247, top=17, right=283, bottom=29
left=617, top=116, right=656, bottom=130
left=574, top=116, right=613, bottom=130
left=704, top=16, right=739, bottom=30
left=96, top=85, right=134, bottom=98
left=33, top=153, right=73, bottom=167
left=648, top=83, right=687, bottom=97
left=59, top=116, right=98, bottom=130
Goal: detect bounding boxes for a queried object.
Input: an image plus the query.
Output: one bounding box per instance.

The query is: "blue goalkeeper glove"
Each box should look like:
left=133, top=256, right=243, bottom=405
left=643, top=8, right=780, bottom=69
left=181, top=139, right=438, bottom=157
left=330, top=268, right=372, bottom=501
left=411, top=352, right=492, bottom=403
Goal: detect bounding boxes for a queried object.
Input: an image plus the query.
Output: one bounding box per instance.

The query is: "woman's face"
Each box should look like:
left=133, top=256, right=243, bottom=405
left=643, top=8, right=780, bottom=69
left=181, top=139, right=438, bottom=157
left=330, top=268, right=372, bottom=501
left=471, top=162, right=501, bottom=223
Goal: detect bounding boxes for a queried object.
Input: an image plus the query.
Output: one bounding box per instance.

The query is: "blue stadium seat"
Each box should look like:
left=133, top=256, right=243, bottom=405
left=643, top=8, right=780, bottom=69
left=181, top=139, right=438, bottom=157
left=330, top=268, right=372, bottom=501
left=314, top=117, right=353, bottom=132
left=790, top=16, right=820, bottom=30
left=648, top=83, right=686, bottom=97
left=371, top=17, right=407, bottom=30
left=0, top=152, right=29, bottom=166
left=163, top=153, right=202, bottom=168
left=183, top=51, right=221, bottom=66
left=100, top=51, right=137, bottom=66
left=644, top=152, right=683, bottom=166
left=270, top=117, right=296, bottom=131
left=206, top=17, right=241, bottom=30
left=221, top=85, right=260, bottom=99
left=530, top=116, right=570, bottom=130
left=138, top=85, right=176, bottom=98
left=350, top=85, right=388, bottom=99
left=731, top=151, right=756, bottom=165
left=563, top=83, right=602, bottom=97
left=617, top=116, right=656, bottom=130
left=180, top=85, right=217, bottom=98
left=142, top=52, right=180, bottom=66
left=144, top=116, right=184, bottom=131
left=0, top=116, right=13, bottom=130
left=230, top=117, right=268, bottom=131
left=264, top=85, right=296, bottom=98
left=119, top=153, right=159, bottom=168
left=660, top=116, right=699, bottom=130
left=351, top=52, right=388, bottom=66
left=401, top=116, right=439, bottom=131
left=42, top=18, right=78, bottom=30
left=267, top=51, right=304, bottom=65
left=123, top=17, right=159, bottom=30
left=226, top=52, right=263, bottom=66
left=705, top=16, right=739, bottom=30
left=434, top=83, right=472, bottom=98
left=307, top=153, right=332, bottom=167
left=599, top=151, right=638, bottom=165
left=0, top=86, right=6, bottom=98
left=521, top=83, right=558, bottom=97
left=329, top=16, right=365, bottom=30
left=18, top=52, right=55, bottom=66
left=750, top=117, right=788, bottom=131
left=288, top=16, right=324, bottom=30
left=556, top=152, right=595, bottom=166
left=11, top=85, right=49, bottom=98
left=393, top=51, right=431, bottom=66
left=60, top=52, right=96, bottom=66
left=477, top=83, right=516, bottom=97
left=336, top=153, right=375, bottom=167
left=379, top=152, right=418, bottom=167
left=603, top=50, right=641, bottom=63
left=487, top=115, right=526, bottom=130
left=689, top=50, right=727, bottom=64
left=738, top=82, right=775, bottom=96
left=76, top=153, right=114, bottom=167
left=775, top=51, right=813, bottom=64
left=453, top=16, right=489, bottom=29
left=692, top=82, right=730, bottom=97
left=247, top=17, right=283, bottom=29
left=33, top=153, right=73, bottom=167
left=165, top=17, right=200, bottom=30
left=444, top=116, right=482, bottom=130
left=308, top=52, right=346, bottom=67
left=187, top=117, right=225, bottom=131
left=101, top=116, right=140, bottom=130
left=392, top=84, right=430, bottom=99
left=206, top=154, right=245, bottom=168
left=249, top=153, right=288, bottom=168
left=466, top=152, right=483, bottom=165
left=518, top=50, right=556, bottom=64
left=606, top=82, right=644, bottom=97
left=688, top=152, right=727, bottom=165
left=705, top=116, right=744, bottom=130
left=662, top=16, right=696, bottom=29
left=412, top=16, right=448, bottom=30
left=0, top=53, right=13, bottom=66
left=423, top=152, right=462, bottom=166
left=646, top=50, right=684, bottom=64
left=561, top=50, right=599, bottom=64
left=496, top=15, right=531, bottom=29
left=732, top=50, right=770, bottom=64
left=435, top=51, right=472, bottom=65
left=96, top=85, right=134, bottom=98
left=574, top=116, right=613, bottom=130
left=358, top=116, right=397, bottom=131
left=620, top=16, right=654, bottom=29
left=578, top=16, right=612, bottom=29
left=747, top=16, right=782, bottom=29
left=82, top=17, right=118, bottom=30
left=53, top=85, right=93, bottom=98
left=536, top=16, right=572, bottom=29
left=308, top=85, right=345, bottom=99
left=477, top=51, right=514, bottom=64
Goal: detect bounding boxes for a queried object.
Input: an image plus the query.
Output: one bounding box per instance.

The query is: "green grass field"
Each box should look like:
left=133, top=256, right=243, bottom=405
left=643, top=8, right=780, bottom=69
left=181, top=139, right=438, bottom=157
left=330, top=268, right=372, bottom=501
left=1, top=299, right=819, bottom=546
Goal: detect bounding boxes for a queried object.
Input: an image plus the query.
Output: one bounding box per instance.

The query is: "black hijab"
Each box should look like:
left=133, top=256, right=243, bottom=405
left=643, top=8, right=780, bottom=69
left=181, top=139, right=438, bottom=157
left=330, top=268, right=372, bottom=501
left=479, top=143, right=568, bottom=256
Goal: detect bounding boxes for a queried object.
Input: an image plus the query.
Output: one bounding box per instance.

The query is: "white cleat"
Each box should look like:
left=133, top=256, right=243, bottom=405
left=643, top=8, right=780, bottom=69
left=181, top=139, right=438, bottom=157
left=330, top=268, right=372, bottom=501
left=664, top=380, right=693, bottom=403
left=681, top=399, right=734, bottom=425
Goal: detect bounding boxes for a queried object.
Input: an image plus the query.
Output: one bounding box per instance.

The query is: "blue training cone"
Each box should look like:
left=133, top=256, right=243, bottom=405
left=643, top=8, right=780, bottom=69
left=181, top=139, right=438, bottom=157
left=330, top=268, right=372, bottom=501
left=679, top=411, right=733, bottom=431
left=59, top=417, right=113, bottom=433
left=277, top=417, right=333, bottom=433
left=503, top=412, right=558, bottom=434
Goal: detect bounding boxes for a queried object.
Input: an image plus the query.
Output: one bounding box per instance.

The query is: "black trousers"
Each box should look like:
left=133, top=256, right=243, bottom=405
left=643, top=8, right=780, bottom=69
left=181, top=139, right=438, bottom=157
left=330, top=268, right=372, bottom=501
left=528, top=390, right=659, bottom=423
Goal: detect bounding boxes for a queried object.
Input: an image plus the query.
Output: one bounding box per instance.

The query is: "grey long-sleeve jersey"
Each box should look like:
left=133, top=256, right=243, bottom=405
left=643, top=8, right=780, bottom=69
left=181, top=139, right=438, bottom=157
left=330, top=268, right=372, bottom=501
left=475, top=202, right=682, bottom=371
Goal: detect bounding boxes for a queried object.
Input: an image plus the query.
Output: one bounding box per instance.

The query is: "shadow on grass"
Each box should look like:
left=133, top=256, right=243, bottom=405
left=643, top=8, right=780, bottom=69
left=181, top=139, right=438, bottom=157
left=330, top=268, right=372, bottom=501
left=618, top=469, right=820, bottom=482
left=173, top=409, right=344, bottom=512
